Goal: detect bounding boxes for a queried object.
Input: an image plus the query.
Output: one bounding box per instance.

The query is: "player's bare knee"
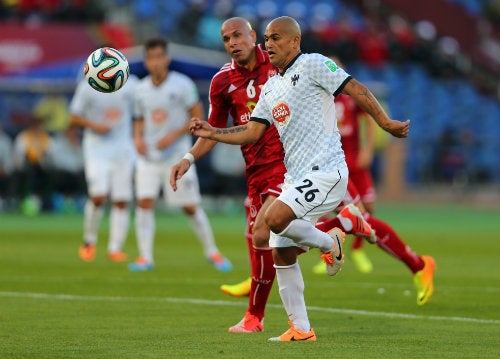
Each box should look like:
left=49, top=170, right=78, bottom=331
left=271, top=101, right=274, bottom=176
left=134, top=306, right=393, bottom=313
left=252, top=228, right=269, bottom=248
left=91, top=196, right=106, bottom=207
left=264, top=210, right=285, bottom=234
left=137, top=198, right=154, bottom=210
left=113, top=201, right=128, bottom=210
left=182, top=205, right=197, bottom=216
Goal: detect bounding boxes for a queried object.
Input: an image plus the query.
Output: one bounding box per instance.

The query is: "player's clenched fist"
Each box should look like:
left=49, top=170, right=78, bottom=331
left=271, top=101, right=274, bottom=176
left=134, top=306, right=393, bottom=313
left=384, top=119, right=410, bottom=138
left=189, top=117, right=214, bottom=139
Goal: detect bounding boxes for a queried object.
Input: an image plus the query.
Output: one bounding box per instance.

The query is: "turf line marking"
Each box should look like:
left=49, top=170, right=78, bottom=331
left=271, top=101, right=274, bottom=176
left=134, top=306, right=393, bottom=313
left=1, top=291, right=499, bottom=325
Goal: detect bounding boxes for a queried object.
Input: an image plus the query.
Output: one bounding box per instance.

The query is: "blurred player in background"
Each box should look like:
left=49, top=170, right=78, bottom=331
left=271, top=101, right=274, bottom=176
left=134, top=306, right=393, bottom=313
left=188, top=16, right=410, bottom=341
left=130, top=37, right=231, bottom=272
left=171, top=17, right=374, bottom=333
left=308, top=57, right=436, bottom=307
left=70, top=72, right=138, bottom=262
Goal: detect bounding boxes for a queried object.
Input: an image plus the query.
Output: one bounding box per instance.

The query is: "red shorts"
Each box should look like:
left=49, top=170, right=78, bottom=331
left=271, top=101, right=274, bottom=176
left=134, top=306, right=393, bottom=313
left=348, top=168, right=376, bottom=204
left=244, top=164, right=285, bottom=236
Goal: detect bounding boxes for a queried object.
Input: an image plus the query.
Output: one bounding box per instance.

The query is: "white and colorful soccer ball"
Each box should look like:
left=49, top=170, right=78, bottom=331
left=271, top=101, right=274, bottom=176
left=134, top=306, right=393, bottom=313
left=84, top=47, right=130, bottom=93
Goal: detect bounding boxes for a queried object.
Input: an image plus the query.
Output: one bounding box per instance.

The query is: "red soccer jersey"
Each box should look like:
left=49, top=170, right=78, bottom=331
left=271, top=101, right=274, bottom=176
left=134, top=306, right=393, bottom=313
left=208, top=45, right=285, bottom=181
left=335, top=93, right=366, bottom=170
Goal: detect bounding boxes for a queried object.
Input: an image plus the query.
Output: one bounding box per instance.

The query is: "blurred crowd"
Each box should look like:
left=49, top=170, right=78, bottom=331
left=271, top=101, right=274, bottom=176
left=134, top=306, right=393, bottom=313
left=0, top=0, right=105, bottom=22
left=0, top=112, right=86, bottom=214
left=1, top=0, right=499, bottom=214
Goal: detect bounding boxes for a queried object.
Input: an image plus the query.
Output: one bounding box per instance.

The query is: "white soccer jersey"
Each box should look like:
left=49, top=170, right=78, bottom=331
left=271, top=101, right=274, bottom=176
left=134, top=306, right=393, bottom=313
left=70, top=75, right=138, bottom=161
left=251, top=53, right=350, bottom=182
left=134, top=71, right=199, bottom=163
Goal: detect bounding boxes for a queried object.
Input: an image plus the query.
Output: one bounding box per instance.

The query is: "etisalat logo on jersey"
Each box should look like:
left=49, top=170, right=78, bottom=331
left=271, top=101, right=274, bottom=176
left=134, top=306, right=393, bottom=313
left=272, top=102, right=291, bottom=126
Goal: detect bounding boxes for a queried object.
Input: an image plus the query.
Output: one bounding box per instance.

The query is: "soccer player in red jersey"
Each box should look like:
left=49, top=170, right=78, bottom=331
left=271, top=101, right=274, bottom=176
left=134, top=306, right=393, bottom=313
left=327, top=91, right=378, bottom=273
left=314, top=57, right=436, bottom=305
left=170, top=17, right=285, bottom=333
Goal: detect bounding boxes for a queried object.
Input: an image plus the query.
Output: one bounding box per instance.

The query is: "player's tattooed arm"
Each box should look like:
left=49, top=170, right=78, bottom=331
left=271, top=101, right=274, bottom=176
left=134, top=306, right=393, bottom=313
left=342, top=78, right=410, bottom=138
left=215, top=125, right=249, bottom=135
left=190, top=118, right=266, bottom=144
left=343, top=79, right=385, bottom=119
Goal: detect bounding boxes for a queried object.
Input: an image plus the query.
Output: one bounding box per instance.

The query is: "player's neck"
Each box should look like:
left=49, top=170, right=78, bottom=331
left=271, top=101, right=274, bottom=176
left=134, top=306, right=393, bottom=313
left=237, top=51, right=257, bottom=72
left=151, top=70, right=168, bottom=86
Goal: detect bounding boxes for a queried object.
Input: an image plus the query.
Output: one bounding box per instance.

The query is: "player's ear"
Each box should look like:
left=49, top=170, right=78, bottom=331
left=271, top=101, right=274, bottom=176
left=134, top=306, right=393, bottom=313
left=250, top=29, right=257, bottom=44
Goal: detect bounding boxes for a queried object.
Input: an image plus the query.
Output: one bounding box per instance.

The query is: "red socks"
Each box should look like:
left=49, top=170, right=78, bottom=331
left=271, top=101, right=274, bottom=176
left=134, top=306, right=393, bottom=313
left=316, top=213, right=425, bottom=274
left=366, top=215, right=424, bottom=273
left=248, top=247, right=276, bottom=320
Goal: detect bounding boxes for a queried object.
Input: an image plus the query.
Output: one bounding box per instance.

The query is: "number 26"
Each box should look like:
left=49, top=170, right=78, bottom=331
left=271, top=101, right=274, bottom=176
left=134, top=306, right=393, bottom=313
left=295, top=179, right=319, bottom=202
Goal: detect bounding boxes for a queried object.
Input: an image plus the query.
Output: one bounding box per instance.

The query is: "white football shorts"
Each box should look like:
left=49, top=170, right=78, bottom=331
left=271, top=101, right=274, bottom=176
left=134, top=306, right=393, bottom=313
left=135, top=157, right=201, bottom=206
left=85, top=157, right=134, bottom=201
left=269, top=165, right=348, bottom=248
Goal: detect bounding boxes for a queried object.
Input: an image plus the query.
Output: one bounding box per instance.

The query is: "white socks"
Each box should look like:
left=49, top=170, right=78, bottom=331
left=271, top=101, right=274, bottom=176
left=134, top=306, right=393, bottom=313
left=188, top=208, right=218, bottom=258
left=108, top=207, right=130, bottom=253
left=275, top=262, right=310, bottom=332
left=278, top=218, right=334, bottom=252
left=134, top=207, right=155, bottom=263
left=83, top=200, right=104, bottom=244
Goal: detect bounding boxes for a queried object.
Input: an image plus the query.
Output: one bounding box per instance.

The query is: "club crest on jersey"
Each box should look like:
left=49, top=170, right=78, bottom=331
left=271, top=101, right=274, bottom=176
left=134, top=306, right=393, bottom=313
left=272, top=102, right=291, bottom=126
left=291, top=73, right=300, bottom=86
left=105, top=108, right=121, bottom=123
left=152, top=108, right=168, bottom=125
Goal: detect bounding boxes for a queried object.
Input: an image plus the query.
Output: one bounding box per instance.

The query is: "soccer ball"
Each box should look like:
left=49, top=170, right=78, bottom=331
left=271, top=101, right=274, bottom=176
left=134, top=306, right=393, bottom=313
left=84, top=47, right=130, bottom=93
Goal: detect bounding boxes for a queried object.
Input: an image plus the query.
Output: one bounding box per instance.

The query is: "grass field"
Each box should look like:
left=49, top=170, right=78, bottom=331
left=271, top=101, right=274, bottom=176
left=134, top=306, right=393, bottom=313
left=1, top=201, right=499, bottom=358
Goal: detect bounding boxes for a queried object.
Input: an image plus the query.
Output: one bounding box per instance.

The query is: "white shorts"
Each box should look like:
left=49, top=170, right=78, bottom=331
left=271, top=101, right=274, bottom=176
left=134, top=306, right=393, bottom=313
left=85, top=157, right=134, bottom=201
left=269, top=165, right=348, bottom=248
left=135, top=157, right=201, bottom=206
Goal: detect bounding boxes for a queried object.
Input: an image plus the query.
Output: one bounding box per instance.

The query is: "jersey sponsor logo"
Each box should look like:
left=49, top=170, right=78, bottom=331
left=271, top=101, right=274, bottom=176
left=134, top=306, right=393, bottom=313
left=240, top=111, right=252, bottom=123
left=104, top=108, right=121, bottom=123
left=272, top=102, right=290, bottom=126
left=151, top=108, right=168, bottom=125
left=246, top=101, right=257, bottom=113
left=324, top=59, right=338, bottom=73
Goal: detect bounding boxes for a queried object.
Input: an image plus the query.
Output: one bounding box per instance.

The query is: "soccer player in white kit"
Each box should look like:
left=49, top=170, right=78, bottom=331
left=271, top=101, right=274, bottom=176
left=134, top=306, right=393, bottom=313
left=129, top=37, right=232, bottom=272
left=189, top=17, right=409, bottom=341
left=70, top=74, right=138, bottom=262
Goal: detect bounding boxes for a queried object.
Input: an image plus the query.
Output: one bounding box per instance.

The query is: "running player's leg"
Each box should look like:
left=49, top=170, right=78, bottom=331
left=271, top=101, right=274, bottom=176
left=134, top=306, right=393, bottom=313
left=228, top=194, right=277, bottom=333
left=266, top=168, right=348, bottom=339
left=79, top=159, right=108, bottom=262
left=166, top=163, right=231, bottom=272
left=350, top=169, right=376, bottom=272
left=130, top=158, right=159, bottom=271
left=107, top=158, right=133, bottom=261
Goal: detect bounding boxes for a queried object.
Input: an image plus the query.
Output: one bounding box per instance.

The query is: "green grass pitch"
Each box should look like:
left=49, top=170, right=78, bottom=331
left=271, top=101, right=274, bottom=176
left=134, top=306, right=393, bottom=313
left=1, top=202, right=499, bottom=358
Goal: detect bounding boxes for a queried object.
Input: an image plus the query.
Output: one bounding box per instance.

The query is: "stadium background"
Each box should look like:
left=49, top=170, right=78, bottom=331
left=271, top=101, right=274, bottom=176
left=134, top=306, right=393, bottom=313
left=1, top=0, right=500, bottom=212
left=1, top=2, right=500, bottom=358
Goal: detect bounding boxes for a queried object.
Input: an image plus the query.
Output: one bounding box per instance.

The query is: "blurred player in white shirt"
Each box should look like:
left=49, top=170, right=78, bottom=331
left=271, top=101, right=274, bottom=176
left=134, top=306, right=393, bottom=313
left=70, top=73, right=138, bottom=262
left=189, top=16, right=409, bottom=341
left=130, top=37, right=231, bottom=272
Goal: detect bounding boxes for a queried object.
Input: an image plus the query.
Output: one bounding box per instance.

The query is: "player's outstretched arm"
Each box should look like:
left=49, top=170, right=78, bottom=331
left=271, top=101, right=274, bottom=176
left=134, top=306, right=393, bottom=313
left=189, top=118, right=267, bottom=145
left=70, top=114, right=110, bottom=134
left=342, top=78, right=410, bottom=138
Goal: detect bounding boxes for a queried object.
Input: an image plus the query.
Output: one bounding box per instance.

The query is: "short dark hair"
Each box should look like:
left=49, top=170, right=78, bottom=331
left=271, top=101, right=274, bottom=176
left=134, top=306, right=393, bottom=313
left=144, top=37, right=168, bottom=52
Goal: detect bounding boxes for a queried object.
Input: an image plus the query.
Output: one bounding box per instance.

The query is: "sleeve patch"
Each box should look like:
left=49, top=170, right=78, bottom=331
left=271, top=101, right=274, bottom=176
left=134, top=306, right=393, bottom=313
left=324, top=60, right=338, bottom=73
